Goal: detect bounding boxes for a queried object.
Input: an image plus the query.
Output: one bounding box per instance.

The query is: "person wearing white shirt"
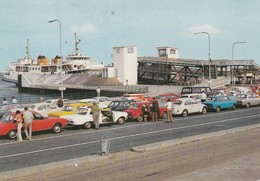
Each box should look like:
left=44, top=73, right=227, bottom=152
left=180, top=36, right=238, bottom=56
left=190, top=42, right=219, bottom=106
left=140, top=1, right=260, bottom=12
left=23, top=107, right=34, bottom=140
left=12, top=96, right=17, bottom=104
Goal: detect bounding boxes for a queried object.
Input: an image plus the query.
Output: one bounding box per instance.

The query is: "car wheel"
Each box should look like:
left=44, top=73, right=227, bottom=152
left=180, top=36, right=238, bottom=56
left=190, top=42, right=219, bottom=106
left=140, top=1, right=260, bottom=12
left=162, top=112, right=167, bottom=119
left=117, top=117, right=125, bottom=125
left=246, top=103, right=250, bottom=108
left=232, top=104, right=236, bottom=110
left=182, top=110, right=188, bottom=117
left=137, top=115, right=143, bottom=122
left=8, top=130, right=17, bottom=139
left=216, top=107, right=221, bottom=113
left=52, top=123, right=62, bottom=133
left=83, top=122, right=92, bottom=129
left=202, top=107, right=207, bottom=114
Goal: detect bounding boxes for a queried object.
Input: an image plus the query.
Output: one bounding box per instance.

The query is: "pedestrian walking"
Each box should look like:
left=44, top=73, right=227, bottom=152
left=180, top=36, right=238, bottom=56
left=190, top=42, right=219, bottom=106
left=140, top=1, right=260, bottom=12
left=2, top=97, right=8, bottom=104
left=142, top=104, right=149, bottom=122
left=15, top=110, right=23, bottom=142
left=23, top=107, right=34, bottom=140
left=166, top=99, right=173, bottom=123
left=12, top=96, right=18, bottom=104
left=91, top=102, right=100, bottom=129
left=151, top=98, right=159, bottom=122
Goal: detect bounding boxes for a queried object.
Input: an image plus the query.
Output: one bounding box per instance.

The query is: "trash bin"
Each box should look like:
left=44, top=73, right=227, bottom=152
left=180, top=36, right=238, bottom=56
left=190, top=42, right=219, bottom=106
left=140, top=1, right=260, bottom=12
left=100, top=135, right=111, bottom=156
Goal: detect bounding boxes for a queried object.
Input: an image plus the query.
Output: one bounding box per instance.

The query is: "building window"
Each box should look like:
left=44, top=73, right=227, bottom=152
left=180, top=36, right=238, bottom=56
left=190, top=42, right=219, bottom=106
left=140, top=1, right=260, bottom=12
left=170, top=49, right=176, bottom=54
left=127, top=47, right=134, bottom=53
left=159, top=49, right=167, bottom=57
left=116, top=48, right=120, bottom=53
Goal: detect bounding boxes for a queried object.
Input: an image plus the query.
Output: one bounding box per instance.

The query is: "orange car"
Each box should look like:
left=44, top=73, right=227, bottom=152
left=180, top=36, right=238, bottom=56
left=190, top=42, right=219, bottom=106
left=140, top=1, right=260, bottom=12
left=123, top=94, right=152, bottom=102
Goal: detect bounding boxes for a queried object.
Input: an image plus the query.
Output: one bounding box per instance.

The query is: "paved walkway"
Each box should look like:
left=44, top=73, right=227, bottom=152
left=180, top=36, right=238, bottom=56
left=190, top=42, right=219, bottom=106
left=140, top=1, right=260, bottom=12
left=1, top=124, right=260, bottom=181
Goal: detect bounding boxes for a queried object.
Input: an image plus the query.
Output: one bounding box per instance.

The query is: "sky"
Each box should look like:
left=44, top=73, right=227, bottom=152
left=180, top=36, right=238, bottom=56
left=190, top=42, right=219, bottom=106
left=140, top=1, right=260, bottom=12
left=1, top=0, right=259, bottom=72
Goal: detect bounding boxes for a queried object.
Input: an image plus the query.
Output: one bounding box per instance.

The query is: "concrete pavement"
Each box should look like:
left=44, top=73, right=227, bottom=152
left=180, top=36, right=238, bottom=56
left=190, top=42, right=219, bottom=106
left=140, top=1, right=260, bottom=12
left=1, top=123, right=260, bottom=181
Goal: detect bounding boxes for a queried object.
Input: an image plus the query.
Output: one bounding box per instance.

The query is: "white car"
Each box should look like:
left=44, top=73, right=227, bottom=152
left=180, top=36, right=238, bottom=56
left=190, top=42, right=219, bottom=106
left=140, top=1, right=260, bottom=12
left=29, top=103, right=62, bottom=117
left=180, top=94, right=203, bottom=101
left=79, top=97, right=112, bottom=108
left=62, top=106, right=128, bottom=129
left=44, top=99, right=69, bottom=106
left=172, top=98, right=207, bottom=117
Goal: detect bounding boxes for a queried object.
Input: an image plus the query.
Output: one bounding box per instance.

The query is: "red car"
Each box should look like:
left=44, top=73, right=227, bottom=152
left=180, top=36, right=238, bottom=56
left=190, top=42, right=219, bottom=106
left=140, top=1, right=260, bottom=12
left=0, top=111, right=67, bottom=139
left=153, top=93, right=179, bottom=107
left=123, top=101, right=167, bottom=122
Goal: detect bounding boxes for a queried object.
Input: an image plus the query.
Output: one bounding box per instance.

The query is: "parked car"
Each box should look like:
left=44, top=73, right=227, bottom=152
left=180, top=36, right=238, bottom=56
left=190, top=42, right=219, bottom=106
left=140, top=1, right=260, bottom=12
left=44, top=99, right=69, bottom=106
left=203, top=96, right=237, bottom=112
left=180, top=94, right=203, bottom=101
left=153, top=93, right=179, bottom=107
left=63, top=106, right=127, bottom=129
left=101, top=100, right=135, bottom=117
left=123, top=93, right=152, bottom=101
left=231, top=93, right=260, bottom=108
left=0, top=104, right=24, bottom=111
left=29, top=103, right=62, bottom=117
left=181, top=86, right=214, bottom=97
left=48, top=102, right=89, bottom=117
left=172, top=98, right=207, bottom=117
left=0, top=111, right=67, bottom=139
left=123, top=101, right=168, bottom=122
left=79, top=97, right=112, bottom=108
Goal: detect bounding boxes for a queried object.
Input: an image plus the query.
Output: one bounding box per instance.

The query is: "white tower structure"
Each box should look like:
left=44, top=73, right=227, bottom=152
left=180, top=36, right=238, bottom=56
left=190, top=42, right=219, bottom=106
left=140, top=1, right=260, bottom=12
left=113, top=45, right=137, bottom=85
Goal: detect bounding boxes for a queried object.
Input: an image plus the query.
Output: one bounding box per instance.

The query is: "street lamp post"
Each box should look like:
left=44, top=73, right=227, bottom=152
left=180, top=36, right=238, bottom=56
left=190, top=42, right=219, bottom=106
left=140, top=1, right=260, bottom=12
left=194, top=32, right=211, bottom=87
left=48, top=19, right=64, bottom=99
left=232, top=41, right=247, bottom=86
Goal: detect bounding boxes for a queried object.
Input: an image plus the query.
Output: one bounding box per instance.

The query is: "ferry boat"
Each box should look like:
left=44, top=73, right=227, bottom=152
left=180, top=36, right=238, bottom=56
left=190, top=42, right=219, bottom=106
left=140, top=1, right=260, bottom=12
left=2, top=33, right=105, bottom=85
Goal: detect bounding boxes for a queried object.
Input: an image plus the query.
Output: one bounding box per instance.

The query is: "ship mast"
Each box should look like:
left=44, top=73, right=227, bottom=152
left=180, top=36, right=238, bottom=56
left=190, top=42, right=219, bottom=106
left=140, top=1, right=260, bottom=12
left=26, top=38, right=30, bottom=60
left=74, top=32, right=81, bottom=55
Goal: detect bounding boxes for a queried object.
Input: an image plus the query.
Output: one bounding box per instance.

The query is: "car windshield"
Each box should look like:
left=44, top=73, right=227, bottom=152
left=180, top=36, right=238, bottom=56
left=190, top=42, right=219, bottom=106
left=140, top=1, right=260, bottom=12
left=0, top=113, right=14, bottom=123
left=129, top=103, right=140, bottom=109
left=173, top=100, right=182, bottom=105
left=76, top=108, right=89, bottom=115
left=237, top=94, right=247, bottom=98
left=207, top=97, right=217, bottom=101
left=62, top=106, right=74, bottom=111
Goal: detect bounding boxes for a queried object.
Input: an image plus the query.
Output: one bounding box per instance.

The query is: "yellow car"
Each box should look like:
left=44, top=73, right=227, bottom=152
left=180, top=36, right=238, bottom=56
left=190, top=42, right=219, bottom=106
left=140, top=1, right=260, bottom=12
left=48, top=102, right=89, bottom=117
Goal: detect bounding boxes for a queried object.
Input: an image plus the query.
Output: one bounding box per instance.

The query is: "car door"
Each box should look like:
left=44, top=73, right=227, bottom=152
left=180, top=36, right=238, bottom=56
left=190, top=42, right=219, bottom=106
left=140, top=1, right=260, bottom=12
left=191, top=100, right=200, bottom=113
left=184, top=100, right=192, bottom=113
left=32, top=113, right=50, bottom=131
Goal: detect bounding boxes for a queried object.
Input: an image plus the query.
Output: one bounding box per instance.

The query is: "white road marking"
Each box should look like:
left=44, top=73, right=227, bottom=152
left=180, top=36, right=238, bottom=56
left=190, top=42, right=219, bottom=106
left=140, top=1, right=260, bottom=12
left=0, top=107, right=258, bottom=146
left=0, top=113, right=260, bottom=159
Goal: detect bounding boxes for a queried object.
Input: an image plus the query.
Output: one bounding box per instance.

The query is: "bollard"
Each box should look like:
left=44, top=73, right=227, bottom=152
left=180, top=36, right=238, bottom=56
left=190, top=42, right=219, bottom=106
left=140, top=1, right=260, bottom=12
left=100, top=135, right=111, bottom=156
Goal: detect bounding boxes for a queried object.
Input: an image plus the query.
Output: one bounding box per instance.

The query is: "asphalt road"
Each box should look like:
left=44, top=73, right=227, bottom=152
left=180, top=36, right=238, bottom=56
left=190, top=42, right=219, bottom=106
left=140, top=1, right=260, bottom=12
left=0, top=106, right=260, bottom=173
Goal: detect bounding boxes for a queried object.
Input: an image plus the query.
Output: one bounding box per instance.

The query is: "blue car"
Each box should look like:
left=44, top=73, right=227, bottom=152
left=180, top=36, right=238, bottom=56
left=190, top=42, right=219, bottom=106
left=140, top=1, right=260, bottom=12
left=203, top=96, right=237, bottom=112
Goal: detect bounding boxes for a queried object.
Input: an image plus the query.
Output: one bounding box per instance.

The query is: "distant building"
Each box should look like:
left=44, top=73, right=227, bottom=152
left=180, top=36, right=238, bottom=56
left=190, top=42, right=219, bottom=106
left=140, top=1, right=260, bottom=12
left=103, top=45, right=137, bottom=85
left=157, top=46, right=179, bottom=59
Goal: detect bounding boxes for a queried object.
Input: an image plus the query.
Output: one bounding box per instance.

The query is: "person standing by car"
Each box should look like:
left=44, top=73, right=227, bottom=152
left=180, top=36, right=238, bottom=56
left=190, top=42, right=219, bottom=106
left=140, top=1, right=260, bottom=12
left=23, top=107, right=34, bottom=140
left=2, top=97, right=8, bottom=104
left=15, top=110, right=23, bottom=142
left=166, top=99, right=173, bottom=123
left=142, top=104, right=149, bottom=122
left=91, top=102, right=100, bottom=129
left=12, top=96, right=18, bottom=104
left=57, top=97, right=64, bottom=108
left=151, top=98, right=159, bottom=122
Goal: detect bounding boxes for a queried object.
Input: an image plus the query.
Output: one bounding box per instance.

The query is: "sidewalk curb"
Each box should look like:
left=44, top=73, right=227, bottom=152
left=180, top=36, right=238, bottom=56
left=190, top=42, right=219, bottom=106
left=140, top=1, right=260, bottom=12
left=131, top=123, right=260, bottom=152
left=0, top=154, right=112, bottom=180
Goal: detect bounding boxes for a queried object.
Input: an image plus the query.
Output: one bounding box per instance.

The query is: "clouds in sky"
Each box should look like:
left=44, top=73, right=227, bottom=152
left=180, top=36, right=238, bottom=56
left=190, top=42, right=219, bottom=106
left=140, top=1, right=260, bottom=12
left=69, top=23, right=98, bottom=34
left=189, top=24, right=218, bottom=35
left=0, top=0, right=260, bottom=71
